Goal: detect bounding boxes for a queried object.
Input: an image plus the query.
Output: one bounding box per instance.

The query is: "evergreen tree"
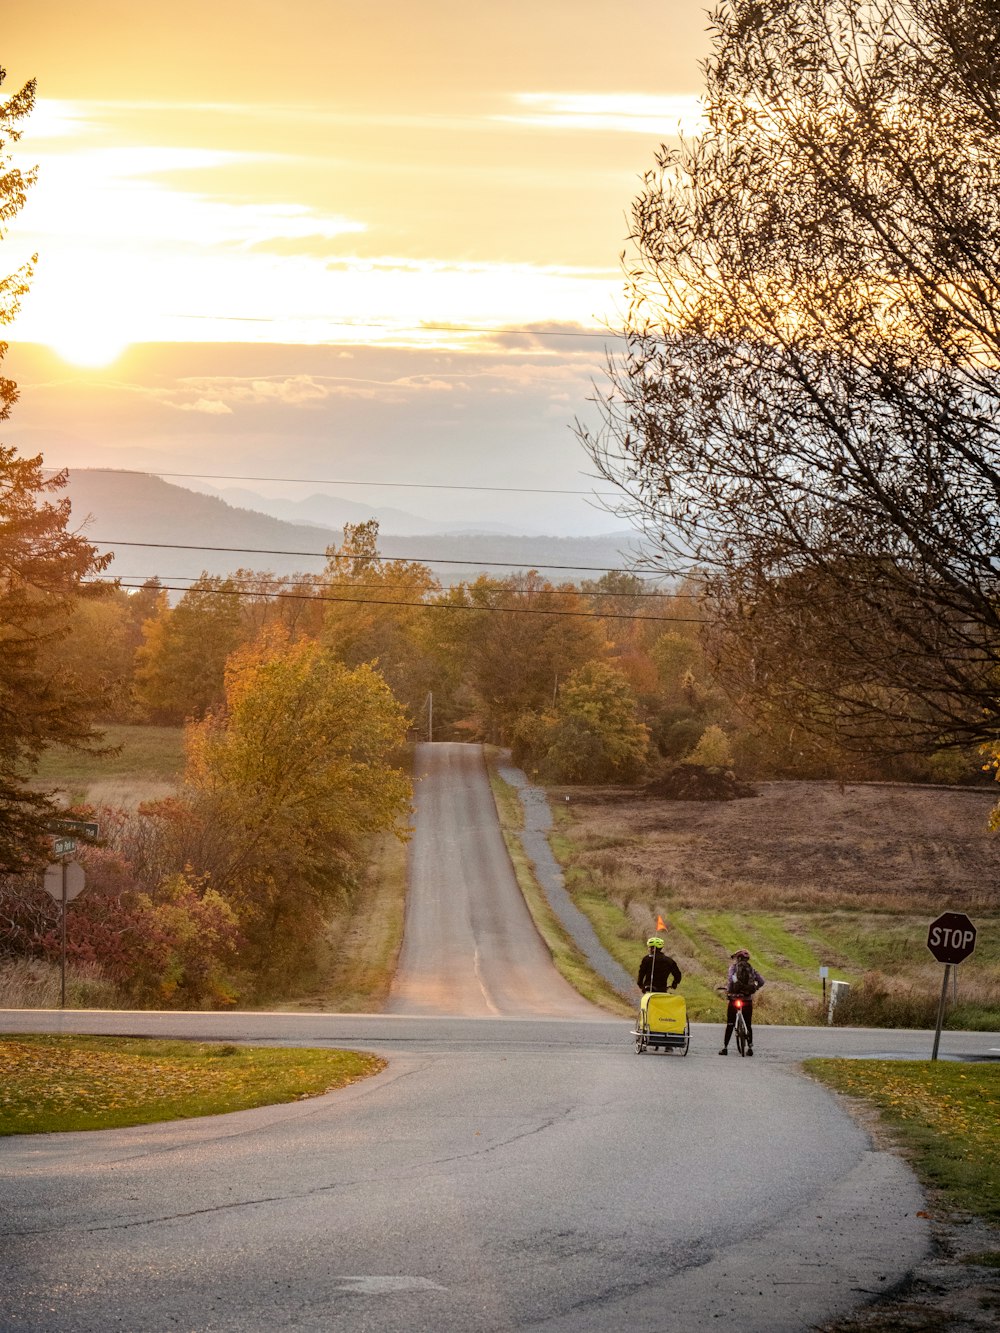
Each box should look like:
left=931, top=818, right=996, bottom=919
left=0, top=70, right=111, bottom=867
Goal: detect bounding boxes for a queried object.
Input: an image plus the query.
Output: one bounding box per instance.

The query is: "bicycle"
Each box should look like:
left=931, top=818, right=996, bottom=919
left=717, top=986, right=752, bottom=1057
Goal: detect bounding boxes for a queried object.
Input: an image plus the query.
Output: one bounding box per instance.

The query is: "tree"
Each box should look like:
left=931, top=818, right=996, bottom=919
left=0, top=71, right=112, bottom=867
left=580, top=0, right=1000, bottom=757
left=134, top=575, right=244, bottom=723
left=180, top=629, right=411, bottom=977
left=458, top=572, right=605, bottom=743
left=35, top=586, right=139, bottom=722
left=322, top=520, right=439, bottom=722
left=513, top=661, right=650, bottom=782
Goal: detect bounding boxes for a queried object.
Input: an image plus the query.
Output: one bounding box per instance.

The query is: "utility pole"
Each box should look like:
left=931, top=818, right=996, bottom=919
left=427, top=691, right=433, bottom=743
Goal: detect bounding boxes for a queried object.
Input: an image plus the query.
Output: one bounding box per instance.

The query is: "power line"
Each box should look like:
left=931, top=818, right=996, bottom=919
left=92, top=538, right=670, bottom=578
left=103, top=572, right=688, bottom=600
left=94, top=578, right=705, bottom=624
left=55, top=464, right=615, bottom=499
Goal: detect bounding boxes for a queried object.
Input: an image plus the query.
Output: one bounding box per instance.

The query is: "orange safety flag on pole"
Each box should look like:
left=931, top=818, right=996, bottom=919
left=656, top=915, right=666, bottom=932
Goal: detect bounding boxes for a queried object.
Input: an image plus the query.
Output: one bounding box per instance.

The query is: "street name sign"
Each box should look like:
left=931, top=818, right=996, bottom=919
left=47, top=818, right=100, bottom=839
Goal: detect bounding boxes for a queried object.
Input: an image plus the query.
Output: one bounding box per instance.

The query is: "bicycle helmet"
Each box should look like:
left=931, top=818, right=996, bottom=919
left=731, top=948, right=750, bottom=959
left=647, top=936, right=664, bottom=949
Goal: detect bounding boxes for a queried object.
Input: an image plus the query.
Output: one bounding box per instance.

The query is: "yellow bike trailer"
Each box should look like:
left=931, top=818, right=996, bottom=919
left=634, top=991, right=690, bottom=1055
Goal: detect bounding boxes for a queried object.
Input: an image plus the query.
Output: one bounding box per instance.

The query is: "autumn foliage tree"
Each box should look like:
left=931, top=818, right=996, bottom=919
left=178, top=629, right=411, bottom=979
left=322, top=520, right=440, bottom=722
left=513, top=660, right=650, bottom=782
left=450, top=573, right=606, bottom=743
left=134, top=574, right=244, bottom=722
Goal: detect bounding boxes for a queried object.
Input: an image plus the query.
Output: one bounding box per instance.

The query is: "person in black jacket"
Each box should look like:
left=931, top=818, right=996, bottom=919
left=637, top=936, right=682, bottom=993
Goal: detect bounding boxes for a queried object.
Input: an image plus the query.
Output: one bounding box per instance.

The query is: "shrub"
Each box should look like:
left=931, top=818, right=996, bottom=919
left=684, top=724, right=734, bottom=768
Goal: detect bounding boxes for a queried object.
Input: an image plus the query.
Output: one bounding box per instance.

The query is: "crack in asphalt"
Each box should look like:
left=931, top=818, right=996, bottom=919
left=3, top=1105, right=570, bottom=1240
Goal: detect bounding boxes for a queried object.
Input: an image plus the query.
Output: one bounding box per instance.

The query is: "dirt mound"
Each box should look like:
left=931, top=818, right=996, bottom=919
left=644, top=763, right=757, bottom=802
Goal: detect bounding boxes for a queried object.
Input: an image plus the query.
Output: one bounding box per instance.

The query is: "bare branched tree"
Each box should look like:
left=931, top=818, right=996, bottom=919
left=580, top=0, right=1000, bottom=755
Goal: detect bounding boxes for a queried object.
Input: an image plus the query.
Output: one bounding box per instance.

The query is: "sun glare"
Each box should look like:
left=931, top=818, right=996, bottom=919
left=47, top=327, right=131, bottom=369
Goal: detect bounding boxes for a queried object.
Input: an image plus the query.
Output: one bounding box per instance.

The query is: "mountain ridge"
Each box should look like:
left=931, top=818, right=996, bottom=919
left=59, top=469, right=647, bottom=587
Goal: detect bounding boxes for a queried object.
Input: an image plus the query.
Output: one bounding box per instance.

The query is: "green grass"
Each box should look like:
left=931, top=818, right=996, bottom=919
left=548, top=803, right=1000, bottom=1027
left=809, top=1059, right=1000, bottom=1226
left=485, top=759, right=632, bottom=1017
left=32, top=724, right=186, bottom=784
left=273, top=822, right=411, bottom=1013
left=0, top=1035, right=385, bottom=1134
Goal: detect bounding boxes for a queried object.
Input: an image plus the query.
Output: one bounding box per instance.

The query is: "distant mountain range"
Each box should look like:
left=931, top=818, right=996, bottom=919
left=58, top=469, right=647, bottom=588
left=181, top=480, right=529, bottom=537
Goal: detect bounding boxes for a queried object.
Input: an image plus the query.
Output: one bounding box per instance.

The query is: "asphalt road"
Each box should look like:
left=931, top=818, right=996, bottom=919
left=4, top=742, right=993, bottom=1331
left=386, top=743, right=598, bottom=1018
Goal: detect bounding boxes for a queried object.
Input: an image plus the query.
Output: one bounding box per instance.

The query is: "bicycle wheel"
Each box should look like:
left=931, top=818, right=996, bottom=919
left=680, top=1019, right=690, bottom=1056
left=735, top=1016, right=747, bottom=1057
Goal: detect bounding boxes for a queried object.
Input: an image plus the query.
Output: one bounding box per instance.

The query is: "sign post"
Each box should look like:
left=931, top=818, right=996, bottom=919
left=926, top=912, right=977, bottom=1060
left=42, top=860, right=86, bottom=1008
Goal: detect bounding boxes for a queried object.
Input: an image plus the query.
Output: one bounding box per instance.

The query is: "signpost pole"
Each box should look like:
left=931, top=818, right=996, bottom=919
left=60, top=860, right=67, bottom=1010
left=931, top=963, right=951, bottom=1061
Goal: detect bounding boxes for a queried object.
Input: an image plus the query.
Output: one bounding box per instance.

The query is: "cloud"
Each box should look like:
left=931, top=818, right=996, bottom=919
left=174, top=397, right=233, bottom=415
left=157, top=374, right=377, bottom=411
left=498, top=92, right=705, bottom=137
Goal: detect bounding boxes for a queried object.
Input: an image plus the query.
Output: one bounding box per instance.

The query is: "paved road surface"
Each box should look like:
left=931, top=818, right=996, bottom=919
left=4, top=742, right=987, bottom=1331
left=386, top=743, right=598, bottom=1017
left=3, top=1013, right=947, bottom=1333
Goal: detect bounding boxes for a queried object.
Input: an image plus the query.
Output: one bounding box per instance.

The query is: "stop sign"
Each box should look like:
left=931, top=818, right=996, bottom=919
left=926, top=912, right=977, bottom=964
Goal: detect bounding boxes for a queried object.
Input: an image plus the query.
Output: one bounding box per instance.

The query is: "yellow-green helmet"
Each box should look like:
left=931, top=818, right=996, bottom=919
left=647, top=936, right=664, bottom=949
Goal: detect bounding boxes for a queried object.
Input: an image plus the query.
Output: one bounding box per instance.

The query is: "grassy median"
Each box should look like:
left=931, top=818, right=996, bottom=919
left=808, top=1058, right=1000, bottom=1230
left=0, top=1035, right=385, bottom=1135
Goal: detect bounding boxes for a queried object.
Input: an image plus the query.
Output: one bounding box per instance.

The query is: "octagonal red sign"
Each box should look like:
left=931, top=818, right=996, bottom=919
left=926, top=912, right=977, bottom=965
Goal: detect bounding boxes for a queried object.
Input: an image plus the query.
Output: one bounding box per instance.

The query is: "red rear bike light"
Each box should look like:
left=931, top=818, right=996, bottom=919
left=734, top=999, right=743, bottom=1009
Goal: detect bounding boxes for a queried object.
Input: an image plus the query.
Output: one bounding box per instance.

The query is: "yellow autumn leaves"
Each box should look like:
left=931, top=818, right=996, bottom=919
left=0, top=1036, right=385, bottom=1135
left=810, top=1059, right=1000, bottom=1223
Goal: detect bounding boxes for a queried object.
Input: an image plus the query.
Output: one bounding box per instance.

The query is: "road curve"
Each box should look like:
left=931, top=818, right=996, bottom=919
left=0, top=739, right=956, bottom=1331
left=0, top=1016, right=935, bottom=1333
left=386, top=742, right=600, bottom=1018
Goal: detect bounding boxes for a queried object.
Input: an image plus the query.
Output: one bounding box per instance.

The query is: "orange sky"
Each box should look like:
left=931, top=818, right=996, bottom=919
left=2, top=2, right=712, bottom=535
left=5, top=1, right=710, bottom=359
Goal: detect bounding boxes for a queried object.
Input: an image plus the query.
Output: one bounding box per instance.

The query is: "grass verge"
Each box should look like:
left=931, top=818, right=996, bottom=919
left=808, top=1058, right=1000, bottom=1228
left=0, top=1035, right=385, bottom=1134
left=273, top=822, right=410, bottom=1013
left=485, top=755, right=632, bottom=1017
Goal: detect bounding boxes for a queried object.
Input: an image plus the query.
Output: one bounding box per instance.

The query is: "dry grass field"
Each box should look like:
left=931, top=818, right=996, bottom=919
left=547, top=779, right=1000, bottom=1026
left=556, top=779, right=1000, bottom=912
left=30, top=725, right=186, bottom=810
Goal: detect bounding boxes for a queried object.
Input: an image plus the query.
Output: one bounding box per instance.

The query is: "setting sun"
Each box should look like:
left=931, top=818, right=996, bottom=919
left=48, top=325, right=130, bottom=368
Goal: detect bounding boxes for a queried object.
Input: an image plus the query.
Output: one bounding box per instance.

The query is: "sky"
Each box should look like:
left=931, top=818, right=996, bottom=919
left=1, top=2, right=712, bottom=537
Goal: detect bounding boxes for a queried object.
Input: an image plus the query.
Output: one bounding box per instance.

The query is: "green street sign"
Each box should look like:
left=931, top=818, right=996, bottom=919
left=47, top=819, right=100, bottom=840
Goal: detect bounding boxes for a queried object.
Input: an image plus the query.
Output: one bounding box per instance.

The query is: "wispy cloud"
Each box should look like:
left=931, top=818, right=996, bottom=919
left=498, top=92, right=704, bottom=136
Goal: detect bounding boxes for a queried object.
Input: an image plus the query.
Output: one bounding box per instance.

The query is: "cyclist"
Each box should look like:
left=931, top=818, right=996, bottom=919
left=637, top=936, right=682, bottom=993
left=719, top=948, right=765, bottom=1056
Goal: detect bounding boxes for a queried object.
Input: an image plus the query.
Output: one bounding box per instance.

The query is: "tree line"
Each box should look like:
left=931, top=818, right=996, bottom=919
left=5, top=2, right=1000, bottom=1003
